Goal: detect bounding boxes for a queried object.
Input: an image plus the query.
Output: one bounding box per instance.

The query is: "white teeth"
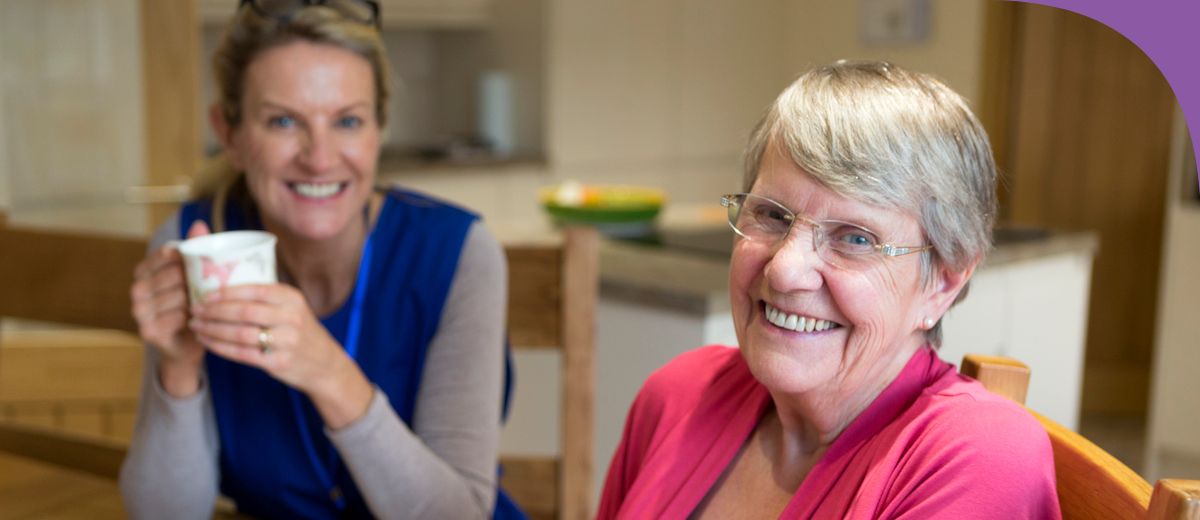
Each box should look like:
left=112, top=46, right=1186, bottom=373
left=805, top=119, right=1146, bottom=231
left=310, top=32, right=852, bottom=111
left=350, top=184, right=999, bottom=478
left=293, top=182, right=343, bottom=199
left=764, top=303, right=836, bottom=333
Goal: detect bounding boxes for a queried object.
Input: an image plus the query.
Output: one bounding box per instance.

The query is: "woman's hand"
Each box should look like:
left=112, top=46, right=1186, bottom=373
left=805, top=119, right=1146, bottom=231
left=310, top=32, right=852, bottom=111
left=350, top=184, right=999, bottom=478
left=189, top=284, right=374, bottom=428
left=130, top=221, right=210, bottom=397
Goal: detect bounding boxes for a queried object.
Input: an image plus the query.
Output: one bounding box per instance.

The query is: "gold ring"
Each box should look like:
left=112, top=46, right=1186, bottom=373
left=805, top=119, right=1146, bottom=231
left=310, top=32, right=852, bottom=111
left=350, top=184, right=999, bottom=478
left=257, top=327, right=273, bottom=354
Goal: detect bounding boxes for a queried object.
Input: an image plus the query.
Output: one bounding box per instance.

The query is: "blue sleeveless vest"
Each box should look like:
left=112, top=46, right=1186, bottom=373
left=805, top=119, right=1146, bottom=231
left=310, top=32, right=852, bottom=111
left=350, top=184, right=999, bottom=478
left=179, top=187, right=524, bottom=519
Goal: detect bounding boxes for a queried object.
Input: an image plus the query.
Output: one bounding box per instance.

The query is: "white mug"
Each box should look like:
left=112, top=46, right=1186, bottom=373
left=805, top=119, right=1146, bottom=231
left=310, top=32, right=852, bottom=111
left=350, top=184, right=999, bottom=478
left=176, top=231, right=278, bottom=306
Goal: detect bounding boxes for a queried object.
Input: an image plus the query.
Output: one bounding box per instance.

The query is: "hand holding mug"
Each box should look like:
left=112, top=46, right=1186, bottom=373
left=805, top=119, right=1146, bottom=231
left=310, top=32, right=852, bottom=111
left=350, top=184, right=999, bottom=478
left=130, top=221, right=211, bottom=396
left=190, top=284, right=373, bottom=427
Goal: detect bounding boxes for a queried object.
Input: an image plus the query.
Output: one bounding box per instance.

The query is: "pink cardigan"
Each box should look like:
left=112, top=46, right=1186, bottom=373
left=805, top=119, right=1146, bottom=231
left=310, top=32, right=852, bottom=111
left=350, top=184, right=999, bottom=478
left=597, top=345, right=1061, bottom=519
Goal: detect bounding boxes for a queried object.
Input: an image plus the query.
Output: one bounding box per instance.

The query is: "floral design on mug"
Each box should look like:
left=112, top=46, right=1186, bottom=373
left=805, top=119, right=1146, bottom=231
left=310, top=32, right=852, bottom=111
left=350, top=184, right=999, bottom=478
left=201, top=257, right=240, bottom=289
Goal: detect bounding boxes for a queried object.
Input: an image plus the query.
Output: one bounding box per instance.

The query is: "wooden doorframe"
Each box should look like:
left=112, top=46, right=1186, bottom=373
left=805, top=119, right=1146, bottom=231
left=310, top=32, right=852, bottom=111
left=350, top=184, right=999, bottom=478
left=978, top=1, right=1176, bottom=417
left=139, top=0, right=201, bottom=231
left=977, top=0, right=1019, bottom=220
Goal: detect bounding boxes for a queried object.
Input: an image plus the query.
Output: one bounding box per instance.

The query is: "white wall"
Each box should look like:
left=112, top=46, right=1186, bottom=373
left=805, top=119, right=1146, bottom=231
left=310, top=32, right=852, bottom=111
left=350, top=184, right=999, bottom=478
left=0, top=72, right=9, bottom=211
left=546, top=0, right=789, bottom=203
left=0, top=0, right=146, bottom=235
left=782, top=0, right=988, bottom=106
left=1146, top=111, right=1200, bottom=480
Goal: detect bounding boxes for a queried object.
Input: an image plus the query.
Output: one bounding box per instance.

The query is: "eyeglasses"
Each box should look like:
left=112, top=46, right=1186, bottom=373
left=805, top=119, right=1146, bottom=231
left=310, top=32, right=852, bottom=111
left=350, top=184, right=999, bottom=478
left=240, top=0, right=380, bottom=29
left=720, top=193, right=931, bottom=269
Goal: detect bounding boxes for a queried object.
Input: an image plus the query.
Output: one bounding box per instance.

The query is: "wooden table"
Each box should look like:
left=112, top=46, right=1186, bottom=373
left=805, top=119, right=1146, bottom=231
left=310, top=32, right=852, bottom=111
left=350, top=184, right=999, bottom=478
left=0, top=451, right=247, bottom=519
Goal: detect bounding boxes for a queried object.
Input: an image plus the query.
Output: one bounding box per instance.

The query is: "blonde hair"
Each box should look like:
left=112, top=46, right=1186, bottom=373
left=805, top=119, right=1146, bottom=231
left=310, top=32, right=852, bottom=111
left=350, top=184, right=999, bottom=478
left=743, top=60, right=998, bottom=346
left=194, top=5, right=390, bottom=198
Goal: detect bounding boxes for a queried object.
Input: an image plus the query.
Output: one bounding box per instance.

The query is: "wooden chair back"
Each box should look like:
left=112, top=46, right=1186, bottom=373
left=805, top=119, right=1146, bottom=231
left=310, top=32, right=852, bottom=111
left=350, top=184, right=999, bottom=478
left=500, top=227, right=599, bottom=520
left=961, top=354, right=1200, bottom=519
left=0, top=219, right=145, bottom=332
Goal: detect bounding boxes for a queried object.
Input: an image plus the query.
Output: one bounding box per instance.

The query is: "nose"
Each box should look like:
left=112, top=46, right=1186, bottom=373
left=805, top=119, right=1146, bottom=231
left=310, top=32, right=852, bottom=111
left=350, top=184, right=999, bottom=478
left=762, top=224, right=824, bottom=292
left=299, top=127, right=336, bottom=174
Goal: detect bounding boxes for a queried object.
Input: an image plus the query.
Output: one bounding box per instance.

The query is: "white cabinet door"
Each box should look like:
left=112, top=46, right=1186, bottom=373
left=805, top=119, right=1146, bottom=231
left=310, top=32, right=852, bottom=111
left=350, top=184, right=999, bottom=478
left=941, top=250, right=1094, bottom=430
left=939, top=267, right=1008, bottom=366
left=1004, top=254, right=1092, bottom=429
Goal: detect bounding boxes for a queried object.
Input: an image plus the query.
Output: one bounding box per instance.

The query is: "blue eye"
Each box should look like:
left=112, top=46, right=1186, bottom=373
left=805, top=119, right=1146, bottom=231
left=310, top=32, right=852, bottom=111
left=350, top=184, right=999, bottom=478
left=827, top=225, right=879, bottom=254
left=842, top=233, right=872, bottom=246
left=336, top=115, right=364, bottom=129
left=268, top=115, right=296, bottom=129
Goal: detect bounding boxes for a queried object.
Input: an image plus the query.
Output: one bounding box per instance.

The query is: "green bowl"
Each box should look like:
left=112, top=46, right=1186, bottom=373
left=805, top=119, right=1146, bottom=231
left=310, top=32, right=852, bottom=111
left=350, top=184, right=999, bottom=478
left=540, top=184, right=665, bottom=236
left=542, top=203, right=662, bottom=224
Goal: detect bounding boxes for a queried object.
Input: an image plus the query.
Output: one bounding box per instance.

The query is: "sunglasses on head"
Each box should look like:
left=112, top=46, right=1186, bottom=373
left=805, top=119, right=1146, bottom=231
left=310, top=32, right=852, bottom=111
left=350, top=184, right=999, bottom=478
left=239, top=0, right=381, bottom=29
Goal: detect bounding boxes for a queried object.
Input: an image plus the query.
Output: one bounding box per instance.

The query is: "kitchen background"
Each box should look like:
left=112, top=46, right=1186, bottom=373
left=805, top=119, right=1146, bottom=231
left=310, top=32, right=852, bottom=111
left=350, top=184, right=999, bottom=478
left=1, top=0, right=1197, bottom=510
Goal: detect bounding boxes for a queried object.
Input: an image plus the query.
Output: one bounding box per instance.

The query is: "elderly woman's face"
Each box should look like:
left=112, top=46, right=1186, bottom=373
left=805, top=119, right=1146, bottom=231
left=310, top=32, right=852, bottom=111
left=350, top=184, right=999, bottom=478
left=729, top=145, right=944, bottom=399
left=220, top=41, right=380, bottom=242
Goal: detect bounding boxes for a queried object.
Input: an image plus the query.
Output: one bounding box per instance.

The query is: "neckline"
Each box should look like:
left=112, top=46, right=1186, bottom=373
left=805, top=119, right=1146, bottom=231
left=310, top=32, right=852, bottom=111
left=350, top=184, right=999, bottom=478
left=683, top=347, right=942, bottom=516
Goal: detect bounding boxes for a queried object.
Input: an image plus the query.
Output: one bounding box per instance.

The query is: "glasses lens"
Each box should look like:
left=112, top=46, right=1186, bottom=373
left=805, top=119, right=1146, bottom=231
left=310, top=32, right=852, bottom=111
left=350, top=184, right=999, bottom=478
left=823, top=223, right=879, bottom=256
left=815, top=222, right=884, bottom=269
left=727, top=194, right=792, bottom=241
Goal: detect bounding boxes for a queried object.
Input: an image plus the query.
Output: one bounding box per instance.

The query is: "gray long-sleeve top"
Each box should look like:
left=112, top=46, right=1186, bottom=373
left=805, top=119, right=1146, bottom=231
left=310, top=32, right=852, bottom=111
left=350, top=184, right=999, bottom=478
left=119, top=216, right=507, bottom=519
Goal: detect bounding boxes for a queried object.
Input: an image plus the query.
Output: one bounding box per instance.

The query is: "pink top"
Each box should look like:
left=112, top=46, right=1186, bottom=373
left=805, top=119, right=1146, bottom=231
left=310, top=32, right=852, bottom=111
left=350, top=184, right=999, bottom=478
left=597, top=345, right=1061, bottom=520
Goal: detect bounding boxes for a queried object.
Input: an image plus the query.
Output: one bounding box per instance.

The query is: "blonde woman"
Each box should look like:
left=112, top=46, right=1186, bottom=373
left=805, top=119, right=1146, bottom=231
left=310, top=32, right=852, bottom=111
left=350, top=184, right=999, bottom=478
left=121, top=2, right=521, bottom=518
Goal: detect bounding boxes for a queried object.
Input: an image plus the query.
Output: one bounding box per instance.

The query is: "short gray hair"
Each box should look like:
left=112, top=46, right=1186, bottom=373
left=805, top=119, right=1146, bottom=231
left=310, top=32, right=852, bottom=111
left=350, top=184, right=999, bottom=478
left=743, top=60, right=998, bottom=346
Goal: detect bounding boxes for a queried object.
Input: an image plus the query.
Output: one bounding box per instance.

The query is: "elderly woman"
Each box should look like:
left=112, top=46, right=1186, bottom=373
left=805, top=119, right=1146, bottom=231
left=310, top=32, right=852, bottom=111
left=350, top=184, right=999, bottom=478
left=120, top=1, right=522, bottom=518
left=597, top=61, right=1061, bottom=519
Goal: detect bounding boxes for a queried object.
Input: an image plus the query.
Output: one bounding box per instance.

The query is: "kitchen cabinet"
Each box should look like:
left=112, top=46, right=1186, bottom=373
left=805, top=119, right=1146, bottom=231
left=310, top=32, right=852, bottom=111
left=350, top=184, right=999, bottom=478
left=198, top=0, right=492, bottom=28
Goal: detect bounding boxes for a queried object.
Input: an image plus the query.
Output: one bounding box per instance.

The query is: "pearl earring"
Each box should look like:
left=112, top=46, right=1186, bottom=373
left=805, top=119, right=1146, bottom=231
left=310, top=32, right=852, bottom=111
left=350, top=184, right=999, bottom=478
left=924, top=318, right=935, bottom=329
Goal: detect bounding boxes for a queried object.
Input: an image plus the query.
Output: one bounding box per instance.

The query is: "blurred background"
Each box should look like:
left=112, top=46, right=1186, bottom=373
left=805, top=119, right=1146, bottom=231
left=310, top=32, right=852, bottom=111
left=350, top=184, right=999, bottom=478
left=1, top=0, right=1197, bottom=516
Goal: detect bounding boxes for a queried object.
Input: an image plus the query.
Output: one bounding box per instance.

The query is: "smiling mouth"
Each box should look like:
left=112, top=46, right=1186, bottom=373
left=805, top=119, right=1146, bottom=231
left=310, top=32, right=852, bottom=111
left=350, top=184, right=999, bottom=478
left=289, top=181, right=348, bottom=200
left=763, top=302, right=841, bottom=333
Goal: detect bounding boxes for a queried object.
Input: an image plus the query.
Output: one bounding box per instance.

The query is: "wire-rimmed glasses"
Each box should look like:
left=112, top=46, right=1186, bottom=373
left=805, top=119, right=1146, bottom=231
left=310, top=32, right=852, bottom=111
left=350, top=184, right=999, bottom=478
left=240, top=0, right=381, bottom=29
left=720, top=193, right=931, bottom=269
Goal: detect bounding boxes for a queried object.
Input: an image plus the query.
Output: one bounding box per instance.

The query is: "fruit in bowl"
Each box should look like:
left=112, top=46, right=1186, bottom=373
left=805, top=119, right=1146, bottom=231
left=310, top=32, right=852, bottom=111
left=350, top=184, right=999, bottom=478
left=539, top=182, right=666, bottom=237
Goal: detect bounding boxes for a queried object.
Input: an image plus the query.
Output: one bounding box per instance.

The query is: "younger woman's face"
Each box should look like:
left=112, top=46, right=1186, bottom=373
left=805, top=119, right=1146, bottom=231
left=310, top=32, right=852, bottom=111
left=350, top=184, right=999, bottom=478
left=218, top=41, right=380, bottom=243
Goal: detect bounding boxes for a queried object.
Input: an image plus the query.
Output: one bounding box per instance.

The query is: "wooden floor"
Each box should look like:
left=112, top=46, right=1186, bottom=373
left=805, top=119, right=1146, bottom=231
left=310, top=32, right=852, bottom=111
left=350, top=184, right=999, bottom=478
left=0, top=452, right=126, bottom=519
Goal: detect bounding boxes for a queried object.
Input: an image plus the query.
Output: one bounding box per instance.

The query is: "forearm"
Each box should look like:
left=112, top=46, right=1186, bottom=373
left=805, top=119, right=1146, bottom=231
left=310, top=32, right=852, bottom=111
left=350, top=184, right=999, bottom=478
left=308, top=352, right=375, bottom=430
left=329, top=391, right=494, bottom=520
left=120, top=348, right=220, bottom=519
left=159, top=357, right=203, bottom=398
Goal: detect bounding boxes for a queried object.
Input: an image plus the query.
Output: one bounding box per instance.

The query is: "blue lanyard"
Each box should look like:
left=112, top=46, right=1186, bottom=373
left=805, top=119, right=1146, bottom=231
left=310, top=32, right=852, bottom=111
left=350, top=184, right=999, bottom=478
left=288, top=234, right=373, bottom=511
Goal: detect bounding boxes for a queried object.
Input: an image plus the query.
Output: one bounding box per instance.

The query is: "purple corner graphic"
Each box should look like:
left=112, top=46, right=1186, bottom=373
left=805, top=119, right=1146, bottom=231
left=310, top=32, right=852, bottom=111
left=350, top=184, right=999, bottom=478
left=1017, top=0, right=1199, bottom=187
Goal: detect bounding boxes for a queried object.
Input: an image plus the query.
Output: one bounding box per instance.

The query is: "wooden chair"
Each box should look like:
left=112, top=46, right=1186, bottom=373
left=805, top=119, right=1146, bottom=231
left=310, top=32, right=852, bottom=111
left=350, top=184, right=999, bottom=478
left=500, top=227, right=600, bottom=520
left=0, top=215, right=145, bottom=481
left=961, top=354, right=1200, bottom=519
left=0, top=213, right=600, bottom=520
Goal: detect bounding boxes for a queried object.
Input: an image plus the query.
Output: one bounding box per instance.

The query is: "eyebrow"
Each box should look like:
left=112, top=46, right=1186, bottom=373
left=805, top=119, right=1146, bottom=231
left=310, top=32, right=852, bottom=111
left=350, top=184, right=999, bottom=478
left=252, top=100, right=374, bottom=114
left=821, top=206, right=890, bottom=233
left=760, top=191, right=900, bottom=239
